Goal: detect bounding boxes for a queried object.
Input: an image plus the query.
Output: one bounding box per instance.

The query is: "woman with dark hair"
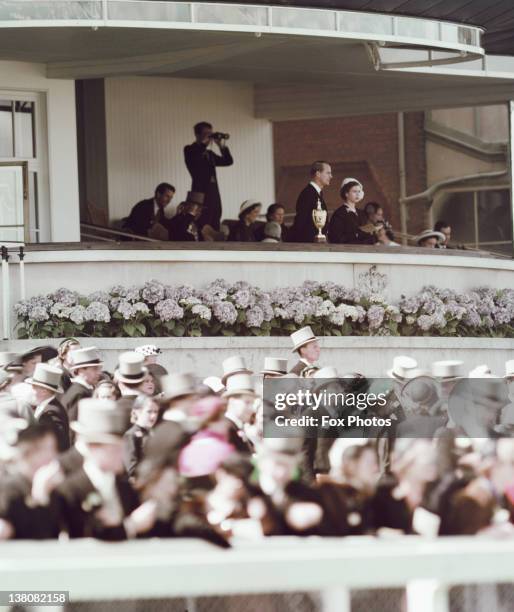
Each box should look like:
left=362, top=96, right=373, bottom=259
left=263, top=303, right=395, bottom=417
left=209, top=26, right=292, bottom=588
left=265, top=203, right=289, bottom=241
left=327, top=178, right=376, bottom=245
left=228, top=200, right=262, bottom=242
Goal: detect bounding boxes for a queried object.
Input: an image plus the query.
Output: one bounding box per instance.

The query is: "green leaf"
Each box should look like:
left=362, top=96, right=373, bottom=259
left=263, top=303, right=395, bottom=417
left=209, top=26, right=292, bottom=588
left=135, top=323, right=146, bottom=336
left=172, top=324, right=186, bottom=337
left=123, top=323, right=136, bottom=337
left=221, top=329, right=236, bottom=336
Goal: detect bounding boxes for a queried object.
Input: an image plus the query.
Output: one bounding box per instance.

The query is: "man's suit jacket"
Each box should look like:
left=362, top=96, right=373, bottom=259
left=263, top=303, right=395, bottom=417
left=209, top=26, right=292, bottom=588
left=53, top=467, right=139, bottom=540
left=123, top=198, right=170, bottom=238
left=184, top=142, right=233, bottom=194
left=0, top=472, right=60, bottom=539
left=36, top=397, right=70, bottom=452
left=58, top=445, right=84, bottom=476
left=289, top=360, right=319, bottom=378
left=223, top=416, right=253, bottom=454
left=62, top=382, right=92, bottom=425
left=290, top=184, right=327, bottom=243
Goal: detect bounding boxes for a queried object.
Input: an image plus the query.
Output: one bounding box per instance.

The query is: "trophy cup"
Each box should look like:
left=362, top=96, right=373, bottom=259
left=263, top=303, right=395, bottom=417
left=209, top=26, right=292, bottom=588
left=312, top=199, right=327, bottom=243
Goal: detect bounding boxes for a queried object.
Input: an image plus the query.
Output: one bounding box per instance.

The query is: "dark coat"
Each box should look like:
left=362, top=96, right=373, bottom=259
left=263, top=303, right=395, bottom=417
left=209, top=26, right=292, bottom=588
left=168, top=212, right=200, bottom=241
left=290, top=184, right=327, bottom=243
left=61, top=382, right=92, bottom=425
left=36, top=397, right=70, bottom=452
left=0, top=472, right=60, bottom=539
left=223, top=416, right=253, bottom=454
left=289, top=360, right=318, bottom=377
left=123, top=424, right=151, bottom=478
left=228, top=220, right=258, bottom=242
left=328, top=204, right=376, bottom=245
left=123, top=198, right=170, bottom=238
left=141, top=510, right=230, bottom=548
left=58, top=445, right=84, bottom=476
left=184, top=142, right=233, bottom=230
left=53, top=467, right=139, bottom=540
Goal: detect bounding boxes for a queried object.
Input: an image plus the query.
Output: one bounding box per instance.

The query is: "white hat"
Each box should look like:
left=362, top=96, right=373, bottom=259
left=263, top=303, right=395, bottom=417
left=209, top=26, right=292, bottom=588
left=221, top=356, right=252, bottom=385
left=290, top=326, right=318, bottom=352
left=135, top=344, right=162, bottom=357
left=0, top=352, right=17, bottom=369
left=431, top=360, right=464, bottom=380
left=116, top=351, right=147, bottom=384
left=261, top=358, right=288, bottom=376
left=161, top=373, right=197, bottom=401
left=0, top=370, right=12, bottom=388
left=71, top=398, right=128, bottom=444
left=202, top=376, right=225, bottom=394
left=259, top=437, right=303, bottom=456
left=387, top=356, right=418, bottom=380
left=314, top=366, right=338, bottom=378
left=26, top=363, right=63, bottom=393
left=239, top=199, right=262, bottom=218
left=505, top=360, right=514, bottom=378
left=416, top=230, right=445, bottom=246
left=341, top=177, right=363, bottom=189
left=223, top=373, right=257, bottom=398
left=469, top=364, right=493, bottom=378
left=69, top=347, right=104, bottom=371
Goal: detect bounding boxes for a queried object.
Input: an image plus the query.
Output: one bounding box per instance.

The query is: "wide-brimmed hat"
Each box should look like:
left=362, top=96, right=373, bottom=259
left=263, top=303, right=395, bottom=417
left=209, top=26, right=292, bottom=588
left=69, top=347, right=104, bottom=371
left=221, top=356, right=253, bottom=385
left=161, top=373, right=197, bottom=401
left=135, top=344, right=162, bottom=357
left=290, top=326, right=318, bottom=353
left=116, top=352, right=147, bottom=384
left=400, top=376, right=441, bottom=411
left=26, top=363, right=63, bottom=393
left=186, top=191, right=205, bottom=206
left=261, top=357, right=288, bottom=376
left=22, top=346, right=58, bottom=363
left=238, top=199, right=261, bottom=219
left=431, top=360, right=464, bottom=381
left=223, top=373, right=257, bottom=398
left=416, top=230, right=445, bottom=246
left=71, top=398, right=129, bottom=444
left=4, top=355, right=23, bottom=373
left=0, top=352, right=18, bottom=370
left=469, top=364, right=493, bottom=378
left=505, top=360, right=514, bottom=379
left=387, top=356, right=418, bottom=380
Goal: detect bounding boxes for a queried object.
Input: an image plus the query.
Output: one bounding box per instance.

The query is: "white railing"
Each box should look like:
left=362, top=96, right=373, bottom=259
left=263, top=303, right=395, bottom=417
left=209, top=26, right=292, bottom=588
left=1, top=537, right=514, bottom=611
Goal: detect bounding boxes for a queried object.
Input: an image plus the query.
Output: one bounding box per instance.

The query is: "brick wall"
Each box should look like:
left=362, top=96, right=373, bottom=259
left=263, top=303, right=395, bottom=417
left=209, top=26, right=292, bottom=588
left=273, top=112, right=427, bottom=236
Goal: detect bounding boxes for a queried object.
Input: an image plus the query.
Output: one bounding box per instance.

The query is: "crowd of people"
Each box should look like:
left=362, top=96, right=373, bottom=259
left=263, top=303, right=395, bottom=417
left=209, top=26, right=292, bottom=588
left=121, top=123, right=452, bottom=248
left=0, top=329, right=514, bottom=544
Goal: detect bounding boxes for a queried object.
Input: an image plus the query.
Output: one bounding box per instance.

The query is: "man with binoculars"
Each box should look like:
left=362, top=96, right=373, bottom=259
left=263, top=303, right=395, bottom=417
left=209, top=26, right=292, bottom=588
left=184, top=121, right=233, bottom=231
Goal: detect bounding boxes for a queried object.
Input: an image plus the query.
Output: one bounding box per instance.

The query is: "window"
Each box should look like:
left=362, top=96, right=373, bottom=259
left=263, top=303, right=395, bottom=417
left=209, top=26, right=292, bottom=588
left=436, top=188, right=512, bottom=256
left=0, top=99, right=35, bottom=159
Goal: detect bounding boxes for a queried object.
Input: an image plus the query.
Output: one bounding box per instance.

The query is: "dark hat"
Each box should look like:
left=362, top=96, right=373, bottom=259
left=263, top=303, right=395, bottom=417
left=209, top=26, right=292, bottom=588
left=186, top=191, right=205, bottom=206
left=22, top=345, right=58, bottom=363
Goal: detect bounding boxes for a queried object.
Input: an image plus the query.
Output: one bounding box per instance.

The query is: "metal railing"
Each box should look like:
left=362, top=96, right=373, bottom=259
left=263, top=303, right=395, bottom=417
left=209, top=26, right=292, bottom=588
left=1, top=537, right=514, bottom=612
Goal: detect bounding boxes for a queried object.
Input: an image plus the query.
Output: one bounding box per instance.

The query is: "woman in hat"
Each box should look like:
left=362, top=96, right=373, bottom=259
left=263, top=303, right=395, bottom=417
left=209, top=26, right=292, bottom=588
left=416, top=229, right=446, bottom=248
left=228, top=200, right=262, bottom=242
left=327, top=178, right=376, bottom=245
left=124, top=396, right=160, bottom=479
left=56, top=338, right=80, bottom=393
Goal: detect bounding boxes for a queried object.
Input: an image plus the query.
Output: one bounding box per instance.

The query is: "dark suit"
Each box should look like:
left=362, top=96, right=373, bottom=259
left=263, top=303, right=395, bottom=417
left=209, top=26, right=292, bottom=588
left=223, top=416, right=253, bottom=454
left=289, top=360, right=318, bottom=377
left=123, top=424, right=151, bottom=478
left=328, top=204, right=376, bottom=245
left=0, top=471, right=60, bottom=539
left=62, top=381, right=92, bottom=425
left=36, top=397, right=70, bottom=452
left=168, top=212, right=199, bottom=242
left=58, top=445, right=84, bottom=476
left=123, top=198, right=170, bottom=239
left=290, top=184, right=327, bottom=243
left=53, top=467, right=139, bottom=540
left=184, top=142, right=233, bottom=230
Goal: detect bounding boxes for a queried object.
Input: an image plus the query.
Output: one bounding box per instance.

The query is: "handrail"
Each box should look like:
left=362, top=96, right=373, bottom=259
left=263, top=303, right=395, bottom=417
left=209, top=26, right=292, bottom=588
left=80, top=223, right=160, bottom=242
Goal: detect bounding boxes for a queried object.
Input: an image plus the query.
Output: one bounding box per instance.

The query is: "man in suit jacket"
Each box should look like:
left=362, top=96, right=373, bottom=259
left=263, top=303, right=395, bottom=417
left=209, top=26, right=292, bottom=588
left=28, top=363, right=70, bottom=452
left=222, top=374, right=257, bottom=455
left=289, top=326, right=321, bottom=378
left=123, top=182, right=175, bottom=240
left=184, top=121, right=233, bottom=231
left=62, top=347, right=104, bottom=425
left=290, top=161, right=332, bottom=243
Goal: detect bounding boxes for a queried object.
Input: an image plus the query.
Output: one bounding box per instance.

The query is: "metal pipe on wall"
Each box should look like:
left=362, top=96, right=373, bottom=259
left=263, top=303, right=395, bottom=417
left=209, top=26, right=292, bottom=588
left=1, top=246, right=10, bottom=341
left=509, top=101, right=514, bottom=259
left=18, top=246, right=26, bottom=301
left=398, top=112, right=408, bottom=246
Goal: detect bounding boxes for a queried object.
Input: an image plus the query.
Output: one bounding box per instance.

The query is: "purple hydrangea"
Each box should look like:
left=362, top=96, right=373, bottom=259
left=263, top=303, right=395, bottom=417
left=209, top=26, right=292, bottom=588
left=155, top=299, right=184, bottom=321
left=141, top=280, right=166, bottom=304
left=85, top=301, right=111, bottom=323
left=246, top=306, right=264, bottom=328
left=212, top=301, right=237, bottom=325
left=367, top=305, right=385, bottom=330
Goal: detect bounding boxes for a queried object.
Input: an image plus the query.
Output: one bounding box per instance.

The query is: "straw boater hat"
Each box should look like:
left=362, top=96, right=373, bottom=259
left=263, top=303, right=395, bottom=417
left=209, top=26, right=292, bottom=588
left=116, top=352, right=147, bottom=384
left=223, top=373, right=257, bottom=398
left=186, top=191, right=205, bottom=206
left=221, top=356, right=253, bottom=385
left=26, top=363, right=63, bottom=394
left=135, top=344, right=162, bottom=357
left=71, top=398, right=129, bottom=444
left=431, top=360, right=464, bottom=381
left=69, top=347, right=104, bottom=372
left=238, top=199, right=261, bottom=219
left=505, top=360, right=514, bottom=379
left=161, top=373, right=197, bottom=401
left=416, top=229, right=445, bottom=246
left=387, top=356, right=418, bottom=380
left=290, top=326, right=318, bottom=353
left=261, top=357, right=288, bottom=376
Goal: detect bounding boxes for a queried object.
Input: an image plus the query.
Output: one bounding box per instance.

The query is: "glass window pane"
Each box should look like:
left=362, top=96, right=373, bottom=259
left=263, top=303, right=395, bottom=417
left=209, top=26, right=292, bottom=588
left=0, top=165, right=24, bottom=243
left=272, top=7, right=334, bottom=31
left=196, top=4, right=267, bottom=26
left=0, top=100, right=14, bottom=158
left=14, top=100, right=35, bottom=158
left=107, top=0, right=190, bottom=22
left=477, top=189, right=512, bottom=243
left=28, top=170, right=39, bottom=243
left=437, top=192, right=475, bottom=244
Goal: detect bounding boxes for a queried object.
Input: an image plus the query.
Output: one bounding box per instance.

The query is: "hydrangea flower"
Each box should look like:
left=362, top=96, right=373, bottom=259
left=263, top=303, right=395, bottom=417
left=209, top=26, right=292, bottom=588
left=29, top=306, right=49, bottom=322
left=141, top=280, right=165, bottom=304
left=212, top=301, right=237, bottom=325
left=192, top=304, right=212, bottom=321
left=69, top=305, right=87, bottom=325
left=85, top=301, right=111, bottom=323
left=155, top=299, right=184, bottom=321
left=367, top=305, right=385, bottom=330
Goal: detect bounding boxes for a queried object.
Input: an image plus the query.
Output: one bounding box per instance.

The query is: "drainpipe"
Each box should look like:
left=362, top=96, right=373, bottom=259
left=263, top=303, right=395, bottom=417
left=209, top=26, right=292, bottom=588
left=509, top=101, right=514, bottom=258
left=1, top=246, right=10, bottom=340
left=398, top=112, right=408, bottom=246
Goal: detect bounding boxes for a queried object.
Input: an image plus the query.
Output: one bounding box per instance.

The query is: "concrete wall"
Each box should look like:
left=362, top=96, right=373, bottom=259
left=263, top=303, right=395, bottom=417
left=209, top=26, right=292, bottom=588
left=3, top=337, right=513, bottom=378
left=104, top=76, right=275, bottom=222
left=0, top=61, right=80, bottom=242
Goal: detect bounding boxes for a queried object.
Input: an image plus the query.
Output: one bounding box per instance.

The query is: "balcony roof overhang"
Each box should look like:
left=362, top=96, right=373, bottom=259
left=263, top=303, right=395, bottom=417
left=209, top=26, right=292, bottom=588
left=1, top=1, right=514, bottom=118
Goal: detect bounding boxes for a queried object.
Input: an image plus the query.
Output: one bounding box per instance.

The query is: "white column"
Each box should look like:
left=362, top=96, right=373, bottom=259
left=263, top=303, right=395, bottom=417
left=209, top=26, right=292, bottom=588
left=406, top=579, right=449, bottom=612
left=509, top=101, right=514, bottom=258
